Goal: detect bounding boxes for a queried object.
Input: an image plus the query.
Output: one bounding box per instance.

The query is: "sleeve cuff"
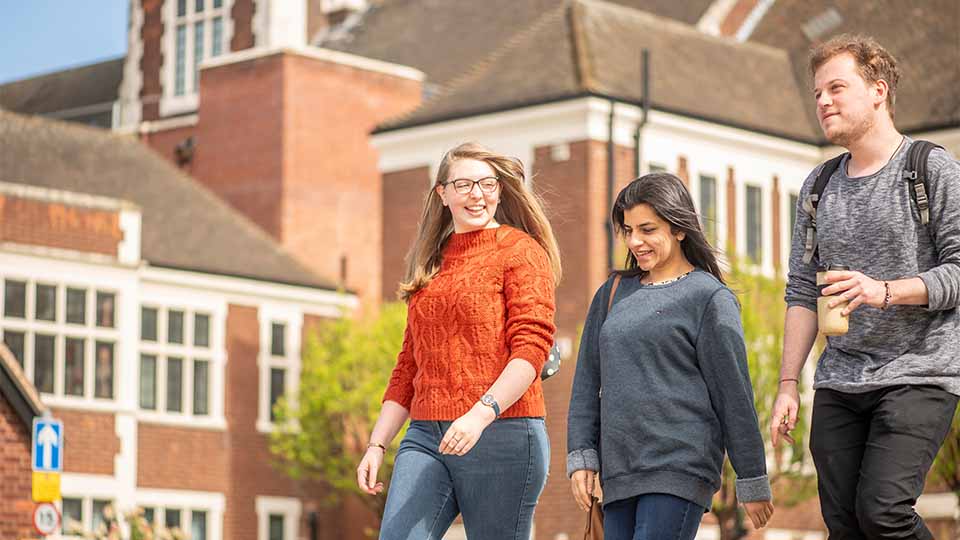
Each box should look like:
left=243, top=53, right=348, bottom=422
left=735, top=475, right=772, bottom=503
left=566, top=448, right=600, bottom=478
left=382, top=386, right=413, bottom=410
left=785, top=298, right=817, bottom=313
left=512, top=344, right=549, bottom=374
left=918, top=270, right=944, bottom=311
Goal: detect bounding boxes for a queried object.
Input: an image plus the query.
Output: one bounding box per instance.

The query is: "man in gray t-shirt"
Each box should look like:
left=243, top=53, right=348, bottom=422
left=772, top=35, right=960, bottom=540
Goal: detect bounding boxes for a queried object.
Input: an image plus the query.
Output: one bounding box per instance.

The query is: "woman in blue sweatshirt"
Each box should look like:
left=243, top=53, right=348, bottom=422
left=567, top=173, right=773, bottom=539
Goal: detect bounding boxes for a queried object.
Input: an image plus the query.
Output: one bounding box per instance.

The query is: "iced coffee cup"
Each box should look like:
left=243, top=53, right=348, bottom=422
left=817, top=264, right=850, bottom=336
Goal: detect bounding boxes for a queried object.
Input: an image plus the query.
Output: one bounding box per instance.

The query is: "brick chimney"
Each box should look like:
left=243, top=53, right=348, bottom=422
left=191, top=47, right=423, bottom=305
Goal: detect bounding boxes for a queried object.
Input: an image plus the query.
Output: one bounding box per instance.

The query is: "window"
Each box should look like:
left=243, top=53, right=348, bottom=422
left=168, top=310, right=184, bottom=344
left=139, top=306, right=218, bottom=422
left=164, top=0, right=231, bottom=110
left=698, top=174, right=718, bottom=245
left=64, top=338, right=85, bottom=396
left=4, top=280, right=26, bottom=318
left=256, top=496, right=301, bottom=540
left=746, top=185, right=763, bottom=263
left=192, top=510, right=208, bottom=540
left=269, top=515, right=284, bottom=540
left=132, top=501, right=221, bottom=540
left=259, top=313, right=301, bottom=431
left=36, top=284, right=57, bottom=322
left=142, top=307, right=158, bottom=341
left=140, top=355, right=158, bottom=410
left=61, top=497, right=114, bottom=536
left=3, top=330, right=25, bottom=367
left=1, top=279, right=120, bottom=401
left=62, top=498, right=83, bottom=534
left=271, top=323, right=285, bottom=356
left=167, top=357, right=184, bottom=412
left=269, top=367, right=285, bottom=421
left=95, top=342, right=115, bottom=399
left=194, top=360, right=210, bottom=415
left=34, top=334, right=55, bottom=393
left=66, top=288, right=87, bottom=325
left=96, top=292, right=115, bottom=328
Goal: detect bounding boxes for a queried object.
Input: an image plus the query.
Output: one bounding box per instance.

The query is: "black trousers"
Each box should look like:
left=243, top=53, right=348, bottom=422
left=810, top=385, right=958, bottom=540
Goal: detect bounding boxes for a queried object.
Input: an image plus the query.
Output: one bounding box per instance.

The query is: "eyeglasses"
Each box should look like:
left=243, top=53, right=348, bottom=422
left=442, top=177, right=500, bottom=195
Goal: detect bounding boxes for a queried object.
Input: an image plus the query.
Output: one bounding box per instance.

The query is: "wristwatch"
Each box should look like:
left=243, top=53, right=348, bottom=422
left=480, top=394, right=501, bottom=418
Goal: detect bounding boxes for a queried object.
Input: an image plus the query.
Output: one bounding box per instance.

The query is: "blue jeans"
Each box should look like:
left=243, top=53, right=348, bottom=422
left=604, top=493, right=705, bottom=540
left=380, top=418, right=549, bottom=540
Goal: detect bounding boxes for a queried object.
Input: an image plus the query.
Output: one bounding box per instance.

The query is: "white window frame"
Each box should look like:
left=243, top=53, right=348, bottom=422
left=744, top=183, right=764, bottom=265
left=255, top=496, right=301, bottom=540
left=160, top=0, right=234, bottom=117
left=1, top=276, right=120, bottom=406
left=256, top=305, right=302, bottom=433
left=697, top=172, right=719, bottom=246
left=136, top=488, right=226, bottom=540
left=136, top=299, right=226, bottom=430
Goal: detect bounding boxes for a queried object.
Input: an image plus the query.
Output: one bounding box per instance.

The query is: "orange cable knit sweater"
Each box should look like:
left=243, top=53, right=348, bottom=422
left=382, top=226, right=556, bottom=420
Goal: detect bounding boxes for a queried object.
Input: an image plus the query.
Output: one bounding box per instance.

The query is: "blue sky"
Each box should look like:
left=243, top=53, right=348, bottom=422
left=0, top=1, right=128, bottom=83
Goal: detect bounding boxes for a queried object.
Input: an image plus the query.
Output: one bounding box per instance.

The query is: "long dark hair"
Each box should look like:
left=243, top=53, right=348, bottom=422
left=612, top=173, right=724, bottom=283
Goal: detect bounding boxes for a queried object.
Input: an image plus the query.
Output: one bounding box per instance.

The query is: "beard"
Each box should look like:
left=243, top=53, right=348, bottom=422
left=824, top=111, right=875, bottom=148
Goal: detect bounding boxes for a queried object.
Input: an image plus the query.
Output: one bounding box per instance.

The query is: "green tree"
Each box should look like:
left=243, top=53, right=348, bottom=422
left=270, top=302, right=408, bottom=531
left=711, top=260, right=817, bottom=539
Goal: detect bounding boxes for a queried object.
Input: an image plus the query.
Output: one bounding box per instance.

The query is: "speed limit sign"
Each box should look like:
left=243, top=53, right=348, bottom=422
left=33, top=502, right=60, bottom=536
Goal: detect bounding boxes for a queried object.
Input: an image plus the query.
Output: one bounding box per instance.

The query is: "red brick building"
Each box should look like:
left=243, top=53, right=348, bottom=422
left=3, top=1, right=960, bottom=539
left=0, top=344, right=45, bottom=540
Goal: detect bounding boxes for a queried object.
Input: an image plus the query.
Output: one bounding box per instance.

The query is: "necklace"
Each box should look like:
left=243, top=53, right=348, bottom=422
left=642, top=270, right=692, bottom=286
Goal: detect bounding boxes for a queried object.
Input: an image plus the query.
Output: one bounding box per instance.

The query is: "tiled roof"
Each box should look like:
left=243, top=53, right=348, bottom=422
left=0, top=111, right=336, bottom=290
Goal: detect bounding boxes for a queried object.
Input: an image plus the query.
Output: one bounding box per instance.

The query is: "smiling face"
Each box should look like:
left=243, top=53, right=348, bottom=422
left=622, top=203, right=686, bottom=274
left=436, top=158, right=501, bottom=233
left=813, top=52, right=886, bottom=147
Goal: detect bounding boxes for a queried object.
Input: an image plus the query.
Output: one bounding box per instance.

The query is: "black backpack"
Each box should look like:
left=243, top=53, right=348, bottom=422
left=801, top=140, right=942, bottom=264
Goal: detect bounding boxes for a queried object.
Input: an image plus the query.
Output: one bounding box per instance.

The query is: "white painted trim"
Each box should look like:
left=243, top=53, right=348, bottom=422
left=117, top=0, right=144, bottom=130
left=255, top=496, right=301, bottom=540
left=0, top=243, right=135, bottom=269
left=0, top=181, right=139, bottom=211
left=138, top=114, right=199, bottom=134
left=696, top=0, right=740, bottom=36
left=256, top=304, right=302, bottom=432
left=734, top=0, right=777, bottom=42
left=141, top=266, right=356, bottom=313
left=200, top=45, right=424, bottom=82
left=117, top=209, right=142, bottom=266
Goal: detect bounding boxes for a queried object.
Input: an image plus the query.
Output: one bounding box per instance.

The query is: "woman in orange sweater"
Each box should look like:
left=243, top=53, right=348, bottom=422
left=356, top=142, right=560, bottom=539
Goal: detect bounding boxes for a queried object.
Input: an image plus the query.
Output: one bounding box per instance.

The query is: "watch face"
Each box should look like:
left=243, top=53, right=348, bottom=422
left=481, top=394, right=494, bottom=406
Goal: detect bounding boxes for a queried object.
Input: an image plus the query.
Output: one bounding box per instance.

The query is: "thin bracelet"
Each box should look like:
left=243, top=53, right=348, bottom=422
left=779, top=378, right=799, bottom=384
left=881, top=281, right=892, bottom=310
left=367, top=442, right=386, bottom=452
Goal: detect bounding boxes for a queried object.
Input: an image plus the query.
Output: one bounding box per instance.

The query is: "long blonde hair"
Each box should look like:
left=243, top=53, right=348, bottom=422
left=398, top=142, right=562, bottom=301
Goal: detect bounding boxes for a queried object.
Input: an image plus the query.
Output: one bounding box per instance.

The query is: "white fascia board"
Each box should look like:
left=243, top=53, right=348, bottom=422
left=61, top=473, right=122, bottom=499
left=136, top=488, right=226, bottom=511
left=141, top=265, right=357, bottom=315
left=373, top=98, right=596, bottom=177
left=200, top=45, right=423, bottom=82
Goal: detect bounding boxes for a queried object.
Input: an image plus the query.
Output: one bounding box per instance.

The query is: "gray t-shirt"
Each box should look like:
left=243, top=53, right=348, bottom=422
left=785, top=138, right=960, bottom=396
left=567, top=270, right=770, bottom=510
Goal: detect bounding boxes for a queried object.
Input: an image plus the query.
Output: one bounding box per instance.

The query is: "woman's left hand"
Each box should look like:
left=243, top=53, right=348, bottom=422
left=742, top=500, right=774, bottom=529
left=439, top=403, right=496, bottom=456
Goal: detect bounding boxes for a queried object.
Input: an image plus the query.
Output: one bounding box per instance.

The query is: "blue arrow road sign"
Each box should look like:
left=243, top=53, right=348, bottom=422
left=32, top=417, right=63, bottom=473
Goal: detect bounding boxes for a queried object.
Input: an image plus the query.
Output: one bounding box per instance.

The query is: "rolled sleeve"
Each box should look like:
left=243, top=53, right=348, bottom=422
left=502, top=237, right=556, bottom=374
left=919, top=150, right=960, bottom=311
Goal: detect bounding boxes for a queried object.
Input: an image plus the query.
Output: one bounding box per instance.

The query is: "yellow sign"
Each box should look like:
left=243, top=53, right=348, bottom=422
left=32, top=471, right=60, bottom=503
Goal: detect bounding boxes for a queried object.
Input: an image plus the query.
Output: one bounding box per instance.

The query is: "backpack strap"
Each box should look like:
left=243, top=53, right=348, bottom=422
left=801, top=153, right=846, bottom=264
left=903, top=140, right=942, bottom=226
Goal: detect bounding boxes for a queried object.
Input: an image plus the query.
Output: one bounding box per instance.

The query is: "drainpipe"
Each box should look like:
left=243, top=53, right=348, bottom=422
left=634, top=48, right=650, bottom=177
left=607, top=99, right=616, bottom=271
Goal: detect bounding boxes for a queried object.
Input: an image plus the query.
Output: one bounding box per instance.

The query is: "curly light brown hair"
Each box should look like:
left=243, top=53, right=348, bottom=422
left=810, top=34, right=900, bottom=120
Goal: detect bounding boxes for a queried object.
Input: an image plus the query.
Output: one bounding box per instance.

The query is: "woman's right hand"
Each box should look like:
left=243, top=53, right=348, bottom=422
left=356, top=446, right=386, bottom=495
left=570, top=469, right=596, bottom=512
